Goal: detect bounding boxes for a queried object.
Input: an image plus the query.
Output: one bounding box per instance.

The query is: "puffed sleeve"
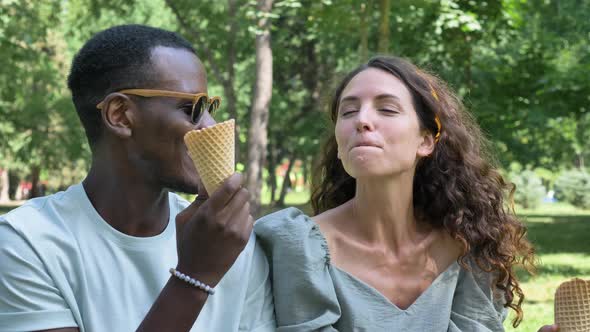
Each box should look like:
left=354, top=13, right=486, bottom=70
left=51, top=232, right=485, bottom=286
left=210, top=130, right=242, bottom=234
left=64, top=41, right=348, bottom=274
left=255, top=208, right=341, bottom=332
left=449, top=259, right=508, bottom=332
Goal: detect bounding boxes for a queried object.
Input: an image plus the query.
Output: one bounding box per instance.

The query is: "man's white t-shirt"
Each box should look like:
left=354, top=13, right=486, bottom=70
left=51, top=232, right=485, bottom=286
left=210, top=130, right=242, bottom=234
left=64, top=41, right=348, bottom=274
left=0, top=184, right=275, bottom=332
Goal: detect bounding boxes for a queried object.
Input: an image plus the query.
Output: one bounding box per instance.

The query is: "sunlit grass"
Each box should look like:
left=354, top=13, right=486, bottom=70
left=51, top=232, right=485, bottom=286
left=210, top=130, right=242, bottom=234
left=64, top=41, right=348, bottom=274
left=504, top=204, right=590, bottom=331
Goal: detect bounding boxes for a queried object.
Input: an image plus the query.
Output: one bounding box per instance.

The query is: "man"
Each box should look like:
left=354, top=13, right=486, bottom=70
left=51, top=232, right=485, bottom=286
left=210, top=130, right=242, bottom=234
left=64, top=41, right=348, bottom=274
left=0, top=25, right=274, bottom=331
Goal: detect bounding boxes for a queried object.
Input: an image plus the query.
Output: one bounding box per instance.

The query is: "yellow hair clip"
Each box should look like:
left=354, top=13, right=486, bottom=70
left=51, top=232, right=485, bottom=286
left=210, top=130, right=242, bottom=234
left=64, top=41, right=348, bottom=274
left=416, top=70, right=442, bottom=143
left=429, top=85, right=442, bottom=142
left=434, top=115, right=441, bottom=142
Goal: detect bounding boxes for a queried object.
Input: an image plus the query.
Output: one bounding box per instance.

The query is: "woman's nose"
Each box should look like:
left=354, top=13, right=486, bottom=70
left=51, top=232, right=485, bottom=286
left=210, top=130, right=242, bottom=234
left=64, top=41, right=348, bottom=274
left=355, top=108, right=375, bottom=132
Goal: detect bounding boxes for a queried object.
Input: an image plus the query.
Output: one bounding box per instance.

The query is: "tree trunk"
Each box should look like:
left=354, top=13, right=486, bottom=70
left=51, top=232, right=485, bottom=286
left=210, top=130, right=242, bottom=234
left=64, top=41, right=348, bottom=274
left=277, top=154, right=296, bottom=207
left=464, top=35, right=473, bottom=94
left=574, top=115, right=585, bottom=170
left=377, top=0, right=391, bottom=53
left=302, top=156, right=310, bottom=189
left=359, top=1, right=372, bottom=60
left=574, top=153, right=584, bottom=169
left=246, top=0, right=274, bottom=217
left=30, top=165, right=41, bottom=198
left=267, top=144, right=277, bottom=204
left=0, top=168, right=10, bottom=203
left=226, top=0, right=241, bottom=163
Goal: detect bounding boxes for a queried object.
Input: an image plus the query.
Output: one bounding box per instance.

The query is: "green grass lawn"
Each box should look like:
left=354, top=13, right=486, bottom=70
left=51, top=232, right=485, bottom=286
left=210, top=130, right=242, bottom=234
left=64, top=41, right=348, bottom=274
left=1, top=198, right=588, bottom=330
left=504, top=204, right=590, bottom=331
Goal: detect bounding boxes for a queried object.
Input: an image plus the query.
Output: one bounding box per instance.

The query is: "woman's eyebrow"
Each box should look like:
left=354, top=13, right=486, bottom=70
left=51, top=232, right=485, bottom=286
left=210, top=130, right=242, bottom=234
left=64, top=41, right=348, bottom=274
left=339, top=94, right=402, bottom=106
left=340, top=96, right=360, bottom=103
left=374, top=93, right=401, bottom=102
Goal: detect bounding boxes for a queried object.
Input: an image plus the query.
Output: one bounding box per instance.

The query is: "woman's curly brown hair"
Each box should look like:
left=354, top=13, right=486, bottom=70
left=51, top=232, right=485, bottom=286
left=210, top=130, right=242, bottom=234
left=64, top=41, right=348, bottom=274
left=311, top=56, right=536, bottom=327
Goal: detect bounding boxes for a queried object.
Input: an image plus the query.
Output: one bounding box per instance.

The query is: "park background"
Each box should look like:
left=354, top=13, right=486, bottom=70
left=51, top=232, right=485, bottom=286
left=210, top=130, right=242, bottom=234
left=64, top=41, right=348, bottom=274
left=0, top=0, right=589, bottom=330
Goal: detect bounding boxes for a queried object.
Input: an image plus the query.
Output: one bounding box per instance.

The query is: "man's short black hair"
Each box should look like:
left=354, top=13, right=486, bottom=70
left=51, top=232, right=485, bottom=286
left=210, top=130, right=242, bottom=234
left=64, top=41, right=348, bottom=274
left=67, top=24, right=196, bottom=148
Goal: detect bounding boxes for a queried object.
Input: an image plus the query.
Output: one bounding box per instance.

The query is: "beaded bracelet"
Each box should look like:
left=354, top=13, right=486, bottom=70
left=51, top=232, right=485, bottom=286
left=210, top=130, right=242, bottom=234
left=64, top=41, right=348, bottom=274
left=169, top=268, right=215, bottom=295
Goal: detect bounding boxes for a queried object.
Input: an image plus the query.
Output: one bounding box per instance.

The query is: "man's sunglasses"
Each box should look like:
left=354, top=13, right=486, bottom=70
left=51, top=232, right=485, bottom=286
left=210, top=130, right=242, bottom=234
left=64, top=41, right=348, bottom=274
left=96, top=89, right=222, bottom=124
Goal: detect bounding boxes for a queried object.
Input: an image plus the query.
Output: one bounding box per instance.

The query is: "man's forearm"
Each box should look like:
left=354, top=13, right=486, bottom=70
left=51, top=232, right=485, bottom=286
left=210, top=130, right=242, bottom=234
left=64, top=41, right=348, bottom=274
left=137, top=277, right=208, bottom=332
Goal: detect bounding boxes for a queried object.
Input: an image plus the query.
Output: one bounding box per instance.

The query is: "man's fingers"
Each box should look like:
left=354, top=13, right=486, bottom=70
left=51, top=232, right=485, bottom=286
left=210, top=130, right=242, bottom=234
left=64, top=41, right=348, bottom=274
left=224, top=188, right=251, bottom=217
left=239, top=215, right=254, bottom=239
left=537, top=324, right=559, bottom=332
left=226, top=203, right=253, bottom=244
left=208, top=173, right=243, bottom=211
left=175, top=182, right=210, bottom=238
left=208, top=187, right=250, bottom=229
left=176, top=192, right=208, bottom=223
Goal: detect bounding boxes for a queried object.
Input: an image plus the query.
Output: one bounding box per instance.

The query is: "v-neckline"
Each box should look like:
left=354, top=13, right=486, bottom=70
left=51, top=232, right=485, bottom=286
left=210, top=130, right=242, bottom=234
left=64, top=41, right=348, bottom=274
left=330, top=261, right=459, bottom=312
left=301, top=209, right=461, bottom=313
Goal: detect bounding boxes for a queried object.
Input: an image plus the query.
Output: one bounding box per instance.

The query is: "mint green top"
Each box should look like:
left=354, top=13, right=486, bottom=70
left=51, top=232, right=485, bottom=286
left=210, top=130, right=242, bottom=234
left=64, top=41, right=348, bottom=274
left=255, top=207, right=507, bottom=332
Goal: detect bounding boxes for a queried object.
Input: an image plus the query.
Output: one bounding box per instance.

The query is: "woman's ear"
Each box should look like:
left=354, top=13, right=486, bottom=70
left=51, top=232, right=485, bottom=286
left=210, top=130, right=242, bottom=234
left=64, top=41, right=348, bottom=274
left=99, top=93, right=134, bottom=138
left=417, top=131, right=436, bottom=157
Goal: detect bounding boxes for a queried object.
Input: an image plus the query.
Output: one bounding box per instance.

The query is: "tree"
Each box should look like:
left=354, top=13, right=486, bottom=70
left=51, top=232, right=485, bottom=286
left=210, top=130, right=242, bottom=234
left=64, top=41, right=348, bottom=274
left=0, top=0, right=88, bottom=198
left=246, top=0, right=274, bottom=216
left=377, top=0, right=391, bottom=53
left=0, top=168, right=9, bottom=202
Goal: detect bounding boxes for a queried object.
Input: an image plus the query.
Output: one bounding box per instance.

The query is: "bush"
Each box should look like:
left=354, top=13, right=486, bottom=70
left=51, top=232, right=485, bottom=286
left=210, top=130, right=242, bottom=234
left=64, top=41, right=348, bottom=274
left=509, top=169, right=546, bottom=209
left=554, top=170, right=590, bottom=209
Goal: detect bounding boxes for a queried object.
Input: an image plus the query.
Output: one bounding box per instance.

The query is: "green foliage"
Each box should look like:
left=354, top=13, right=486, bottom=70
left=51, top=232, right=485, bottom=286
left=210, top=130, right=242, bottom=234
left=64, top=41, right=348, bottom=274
left=554, top=170, right=590, bottom=209
left=0, top=0, right=588, bottom=200
left=470, top=0, right=590, bottom=169
left=0, top=1, right=87, bottom=176
left=508, top=165, right=546, bottom=209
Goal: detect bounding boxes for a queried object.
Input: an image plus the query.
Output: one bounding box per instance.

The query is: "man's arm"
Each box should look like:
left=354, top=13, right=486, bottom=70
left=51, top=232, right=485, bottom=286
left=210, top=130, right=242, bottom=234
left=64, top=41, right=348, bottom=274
left=135, top=277, right=209, bottom=330
left=137, top=173, right=254, bottom=331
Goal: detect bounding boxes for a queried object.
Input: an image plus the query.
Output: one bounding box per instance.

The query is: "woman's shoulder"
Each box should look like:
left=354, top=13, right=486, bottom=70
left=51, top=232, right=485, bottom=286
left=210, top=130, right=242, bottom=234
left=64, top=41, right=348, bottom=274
left=255, top=207, right=313, bottom=234
left=255, top=208, right=342, bottom=329
left=452, top=256, right=508, bottom=327
left=254, top=207, right=331, bottom=265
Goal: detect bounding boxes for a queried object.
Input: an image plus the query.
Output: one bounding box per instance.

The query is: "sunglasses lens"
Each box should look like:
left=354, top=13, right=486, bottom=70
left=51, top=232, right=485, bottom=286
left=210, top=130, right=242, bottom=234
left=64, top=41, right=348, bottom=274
left=209, top=99, right=220, bottom=114
left=191, top=96, right=207, bottom=123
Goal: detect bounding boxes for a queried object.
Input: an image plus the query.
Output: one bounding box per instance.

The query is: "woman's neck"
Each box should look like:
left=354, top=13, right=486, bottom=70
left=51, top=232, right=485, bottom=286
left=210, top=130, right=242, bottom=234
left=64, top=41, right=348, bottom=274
left=344, top=173, right=431, bottom=255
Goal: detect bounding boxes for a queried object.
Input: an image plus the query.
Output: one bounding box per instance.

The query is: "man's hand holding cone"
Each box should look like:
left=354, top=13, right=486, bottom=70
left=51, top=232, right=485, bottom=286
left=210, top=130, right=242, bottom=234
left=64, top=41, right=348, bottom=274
left=175, top=119, right=253, bottom=288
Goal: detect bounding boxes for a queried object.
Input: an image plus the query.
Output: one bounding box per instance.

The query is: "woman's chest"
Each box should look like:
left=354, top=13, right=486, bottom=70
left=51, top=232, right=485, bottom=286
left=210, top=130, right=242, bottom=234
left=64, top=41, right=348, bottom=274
left=329, top=263, right=460, bottom=331
left=336, top=258, right=441, bottom=309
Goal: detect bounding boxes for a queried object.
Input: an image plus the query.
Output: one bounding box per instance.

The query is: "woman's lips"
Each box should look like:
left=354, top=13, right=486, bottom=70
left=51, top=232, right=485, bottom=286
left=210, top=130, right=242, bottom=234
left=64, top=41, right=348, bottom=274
left=350, top=140, right=382, bottom=150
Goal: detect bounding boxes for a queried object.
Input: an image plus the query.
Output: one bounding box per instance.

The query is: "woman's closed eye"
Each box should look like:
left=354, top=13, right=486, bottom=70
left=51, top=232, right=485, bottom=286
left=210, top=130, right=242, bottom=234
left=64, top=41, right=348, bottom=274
left=378, top=108, right=399, bottom=115
left=340, top=108, right=359, bottom=117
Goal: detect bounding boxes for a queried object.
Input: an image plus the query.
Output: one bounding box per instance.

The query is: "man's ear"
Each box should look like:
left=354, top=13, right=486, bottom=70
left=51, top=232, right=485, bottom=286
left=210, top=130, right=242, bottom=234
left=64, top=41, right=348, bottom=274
left=417, top=131, right=436, bottom=157
left=99, top=93, right=134, bottom=138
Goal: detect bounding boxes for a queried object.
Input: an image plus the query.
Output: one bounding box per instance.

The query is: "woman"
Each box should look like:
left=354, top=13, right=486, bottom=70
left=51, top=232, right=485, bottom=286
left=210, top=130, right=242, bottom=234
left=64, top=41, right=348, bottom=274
left=255, top=56, right=540, bottom=331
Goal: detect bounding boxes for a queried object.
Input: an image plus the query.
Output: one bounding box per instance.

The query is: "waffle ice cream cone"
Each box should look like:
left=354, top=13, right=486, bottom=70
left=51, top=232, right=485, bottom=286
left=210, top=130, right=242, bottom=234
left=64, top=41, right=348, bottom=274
left=555, top=278, right=590, bottom=331
left=184, top=119, right=235, bottom=194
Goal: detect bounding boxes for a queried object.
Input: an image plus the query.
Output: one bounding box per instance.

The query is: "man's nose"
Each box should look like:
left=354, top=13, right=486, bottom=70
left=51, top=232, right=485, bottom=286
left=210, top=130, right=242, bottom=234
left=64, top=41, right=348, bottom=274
left=196, top=111, right=217, bottom=129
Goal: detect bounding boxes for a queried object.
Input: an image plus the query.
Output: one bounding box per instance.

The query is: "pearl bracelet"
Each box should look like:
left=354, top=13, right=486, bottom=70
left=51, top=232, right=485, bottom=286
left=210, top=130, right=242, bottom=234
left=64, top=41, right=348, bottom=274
left=169, top=268, right=215, bottom=295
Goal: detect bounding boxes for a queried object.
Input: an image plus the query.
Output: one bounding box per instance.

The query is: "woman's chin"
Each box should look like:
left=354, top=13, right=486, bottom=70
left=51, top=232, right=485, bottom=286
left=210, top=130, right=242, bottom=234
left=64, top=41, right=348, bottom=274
left=346, top=168, right=386, bottom=180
